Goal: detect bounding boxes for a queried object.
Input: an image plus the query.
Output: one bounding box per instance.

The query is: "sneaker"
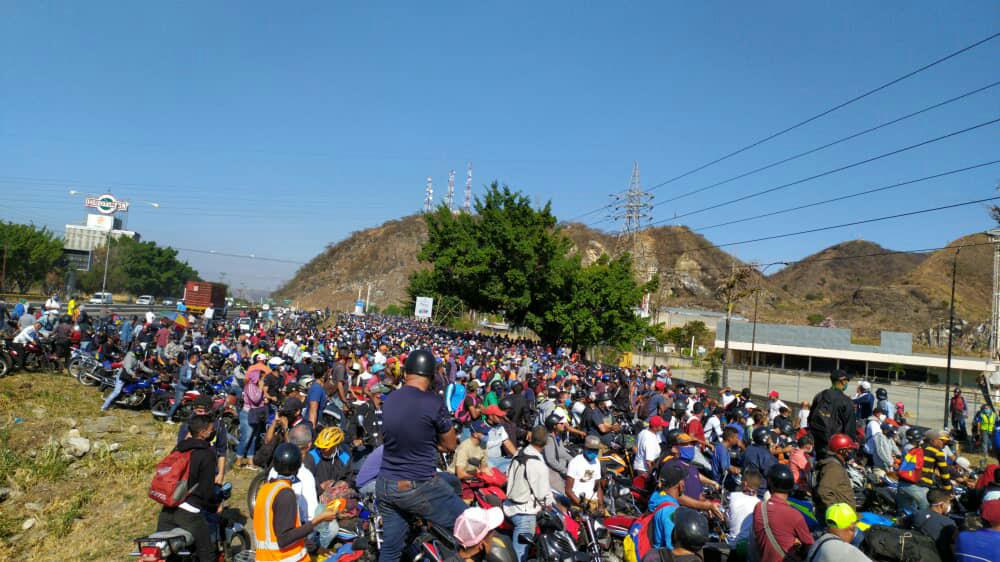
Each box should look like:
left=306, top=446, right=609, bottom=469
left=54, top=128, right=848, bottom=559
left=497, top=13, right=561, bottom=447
left=165, top=420, right=176, bottom=425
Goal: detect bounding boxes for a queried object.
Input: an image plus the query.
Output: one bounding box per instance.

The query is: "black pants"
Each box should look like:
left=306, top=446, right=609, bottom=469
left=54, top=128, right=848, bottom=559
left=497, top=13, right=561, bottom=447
left=157, top=507, right=216, bottom=562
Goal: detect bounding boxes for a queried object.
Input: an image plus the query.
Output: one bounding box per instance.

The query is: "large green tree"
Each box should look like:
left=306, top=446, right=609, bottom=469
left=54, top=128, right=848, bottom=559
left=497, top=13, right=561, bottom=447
left=412, top=183, right=655, bottom=353
left=81, top=237, right=199, bottom=297
left=0, top=221, right=64, bottom=293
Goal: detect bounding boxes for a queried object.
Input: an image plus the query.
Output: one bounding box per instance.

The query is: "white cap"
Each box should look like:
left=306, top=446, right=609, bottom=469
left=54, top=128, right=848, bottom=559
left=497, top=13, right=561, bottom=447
left=268, top=357, right=285, bottom=367
left=860, top=381, right=872, bottom=390
left=956, top=456, right=971, bottom=470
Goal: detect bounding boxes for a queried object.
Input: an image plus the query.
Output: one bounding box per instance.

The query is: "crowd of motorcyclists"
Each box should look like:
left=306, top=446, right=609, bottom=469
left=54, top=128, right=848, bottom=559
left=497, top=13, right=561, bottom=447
left=3, top=296, right=1000, bottom=562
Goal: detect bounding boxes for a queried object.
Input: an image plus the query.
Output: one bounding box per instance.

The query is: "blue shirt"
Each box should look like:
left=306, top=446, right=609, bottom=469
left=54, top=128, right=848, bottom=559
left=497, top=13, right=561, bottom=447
left=664, top=458, right=703, bottom=500
left=955, top=529, right=1000, bottom=562
left=357, top=445, right=383, bottom=487
left=380, top=385, right=452, bottom=480
left=710, top=443, right=732, bottom=482
left=306, top=381, right=327, bottom=422
left=650, top=491, right=679, bottom=549
left=743, top=445, right=777, bottom=481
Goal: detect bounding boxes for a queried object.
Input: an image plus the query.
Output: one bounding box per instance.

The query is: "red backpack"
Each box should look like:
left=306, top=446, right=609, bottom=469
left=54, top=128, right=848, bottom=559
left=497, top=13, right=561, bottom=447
left=148, top=450, right=197, bottom=507
left=624, top=497, right=677, bottom=562
left=897, top=448, right=925, bottom=484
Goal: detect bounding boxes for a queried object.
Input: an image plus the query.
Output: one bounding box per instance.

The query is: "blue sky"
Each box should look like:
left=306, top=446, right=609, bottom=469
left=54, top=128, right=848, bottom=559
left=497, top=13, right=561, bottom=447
left=2, top=2, right=998, bottom=292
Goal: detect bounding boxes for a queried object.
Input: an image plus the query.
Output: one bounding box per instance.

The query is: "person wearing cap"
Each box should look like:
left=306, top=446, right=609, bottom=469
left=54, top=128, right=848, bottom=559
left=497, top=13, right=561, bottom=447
left=660, top=432, right=723, bottom=518
left=236, top=354, right=270, bottom=469
left=304, top=368, right=331, bottom=430
left=254, top=396, right=307, bottom=469
left=453, top=506, right=511, bottom=561
left=766, top=391, right=787, bottom=424
left=807, top=369, right=857, bottom=456
left=902, top=488, right=957, bottom=561
left=453, top=421, right=490, bottom=482
left=650, top=464, right=686, bottom=549
left=815, top=433, right=857, bottom=520
left=165, top=350, right=201, bottom=424
left=805, top=503, right=869, bottom=562
left=635, top=416, right=667, bottom=474
left=565, top=435, right=605, bottom=511
left=177, top=394, right=229, bottom=484
left=921, top=429, right=954, bottom=493
left=484, top=404, right=517, bottom=474
left=955, top=498, right=1000, bottom=560
left=541, top=413, right=573, bottom=494
left=853, top=381, right=875, bottom=420
left=504, top=427, right=556, bottom=562
left=377, top=349, right=466, bottom=562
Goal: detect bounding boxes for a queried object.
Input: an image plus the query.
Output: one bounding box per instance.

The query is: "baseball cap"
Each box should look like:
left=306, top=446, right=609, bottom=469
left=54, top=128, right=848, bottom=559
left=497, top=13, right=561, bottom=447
left=659, top=464, right=687, bottom=489
left=825, top=503, right=858, bottom=530
left=926, top=429, right=951, bottom=441
left=192, top=395, right=213, bottom=410
left=648, top=415, right=668, bottom=429
left=280, top=396, right=303, bottom=414
left=469, top=421, right=490, bottom=436
left=483, top=405, right=507, bottom=418
left=674, top=433, right=695, bottom=445
left=982, top=499, right=1000, bottom=525
left=768, top=390, right=779, bottom=399
left=584, top=435, right=601, bottom=450
left=453, top=507, right=504, bottom=547
left=830, top=369, right=851, bottom=383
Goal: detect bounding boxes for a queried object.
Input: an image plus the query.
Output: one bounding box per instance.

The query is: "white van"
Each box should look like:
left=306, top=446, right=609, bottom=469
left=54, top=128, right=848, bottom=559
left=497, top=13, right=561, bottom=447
left=89, top=292, right=114, bottom=305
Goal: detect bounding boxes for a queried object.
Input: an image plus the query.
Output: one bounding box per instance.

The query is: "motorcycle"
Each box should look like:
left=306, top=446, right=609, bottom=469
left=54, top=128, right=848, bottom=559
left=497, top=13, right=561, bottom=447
left=150, top=385, right=202, bottom=422
left=0, top=339, right=13, bottom=377
left=100, top=370, right=158, bottom=409
left=68, top=347, right=100, bottom=380
left=21, top=339, right=59, bottom=372
left=130, top=483, right=251, bottom=562
left=518, top=508, right=586, bottom=562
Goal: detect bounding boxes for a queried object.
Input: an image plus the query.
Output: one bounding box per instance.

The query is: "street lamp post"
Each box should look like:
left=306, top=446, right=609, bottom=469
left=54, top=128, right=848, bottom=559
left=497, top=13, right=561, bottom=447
left=943, top=248, right=960, bottom=429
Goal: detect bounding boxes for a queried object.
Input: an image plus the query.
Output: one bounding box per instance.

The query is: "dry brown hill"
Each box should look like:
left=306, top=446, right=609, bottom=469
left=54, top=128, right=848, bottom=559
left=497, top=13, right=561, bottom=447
left=274, top=214, right=992, bottom=352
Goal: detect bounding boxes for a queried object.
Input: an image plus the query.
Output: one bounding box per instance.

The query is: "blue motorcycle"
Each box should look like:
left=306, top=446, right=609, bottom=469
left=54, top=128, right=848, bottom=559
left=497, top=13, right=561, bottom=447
left=101, top=369, right=157, bottom=409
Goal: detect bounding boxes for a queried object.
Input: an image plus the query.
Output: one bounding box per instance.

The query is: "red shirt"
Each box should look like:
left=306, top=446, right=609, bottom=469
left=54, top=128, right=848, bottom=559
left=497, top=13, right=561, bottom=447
left=155, top=327, right=170, bottom=348
left=685, top=416, right=705, bottom=443
left=752, top=496, right=814, bottom=562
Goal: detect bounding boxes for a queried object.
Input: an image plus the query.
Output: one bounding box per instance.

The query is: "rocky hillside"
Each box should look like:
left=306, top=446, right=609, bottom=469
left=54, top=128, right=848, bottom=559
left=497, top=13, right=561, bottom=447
left=274, top=214, right=993, bottom=352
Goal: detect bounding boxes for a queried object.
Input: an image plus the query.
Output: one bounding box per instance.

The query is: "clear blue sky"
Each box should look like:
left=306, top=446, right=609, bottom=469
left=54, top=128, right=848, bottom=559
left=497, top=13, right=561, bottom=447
left=2, top=2, right=998, bottom=292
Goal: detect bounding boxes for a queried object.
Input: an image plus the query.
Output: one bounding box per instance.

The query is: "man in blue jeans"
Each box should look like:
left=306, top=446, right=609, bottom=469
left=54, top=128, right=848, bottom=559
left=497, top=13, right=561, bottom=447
left=377, top=349, right=466, bottom=562
left=166, top=351, right=199, bottom=424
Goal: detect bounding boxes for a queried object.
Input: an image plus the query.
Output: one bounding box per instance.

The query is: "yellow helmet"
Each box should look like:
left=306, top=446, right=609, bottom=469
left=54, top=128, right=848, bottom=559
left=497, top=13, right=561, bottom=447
left=315, top=427, right=344, bottom=449
left=825, top=503, right=858, bottom=530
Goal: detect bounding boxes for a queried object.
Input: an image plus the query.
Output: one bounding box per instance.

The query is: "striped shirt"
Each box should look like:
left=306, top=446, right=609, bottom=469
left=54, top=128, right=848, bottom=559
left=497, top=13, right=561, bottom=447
left=920, top=446, right=951, bottom=490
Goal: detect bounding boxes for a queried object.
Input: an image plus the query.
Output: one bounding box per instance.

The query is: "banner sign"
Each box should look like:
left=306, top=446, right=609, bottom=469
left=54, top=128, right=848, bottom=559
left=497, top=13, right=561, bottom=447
left=85, top=193, right=129, bottom=215
left=414, top=296, right=434, bottom=319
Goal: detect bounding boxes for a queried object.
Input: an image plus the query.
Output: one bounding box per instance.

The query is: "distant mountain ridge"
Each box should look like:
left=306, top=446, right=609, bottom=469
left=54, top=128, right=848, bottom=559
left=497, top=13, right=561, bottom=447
left=272, top=215, right=992, bottom=352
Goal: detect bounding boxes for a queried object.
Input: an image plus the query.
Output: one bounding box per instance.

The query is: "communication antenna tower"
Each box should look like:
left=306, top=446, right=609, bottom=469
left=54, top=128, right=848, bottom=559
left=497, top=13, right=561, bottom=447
left=423, top=176, right=434, bottom=213
left=609, top=161, right=654, bottom=257
left=463, top=162, right=473, bottom=213
left=444, top=170, right=456, bottom=211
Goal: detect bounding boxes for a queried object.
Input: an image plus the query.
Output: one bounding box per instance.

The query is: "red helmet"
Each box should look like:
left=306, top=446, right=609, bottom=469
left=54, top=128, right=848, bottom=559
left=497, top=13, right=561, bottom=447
left=829, top=433, right=857, bottom=452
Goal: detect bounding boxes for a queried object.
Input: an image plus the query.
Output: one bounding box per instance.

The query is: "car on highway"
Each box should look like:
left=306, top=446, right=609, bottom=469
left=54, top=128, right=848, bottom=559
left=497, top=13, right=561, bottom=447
left=135, top=295, right=155, bottom=306
left=238, top=317, right=254, bottom=333
left=161, top=298, right=175, bottom=306
left=88, top=292, right=114, bottom=305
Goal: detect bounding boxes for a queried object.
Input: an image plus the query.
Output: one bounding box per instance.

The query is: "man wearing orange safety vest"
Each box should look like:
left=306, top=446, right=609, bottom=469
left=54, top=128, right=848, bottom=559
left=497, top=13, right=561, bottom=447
left=253, top=442, right=337, bottom=562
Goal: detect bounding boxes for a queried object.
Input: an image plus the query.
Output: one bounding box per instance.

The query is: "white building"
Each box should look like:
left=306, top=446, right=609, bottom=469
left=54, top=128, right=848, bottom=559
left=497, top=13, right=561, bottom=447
left=64, top=213, right=140, bottom=252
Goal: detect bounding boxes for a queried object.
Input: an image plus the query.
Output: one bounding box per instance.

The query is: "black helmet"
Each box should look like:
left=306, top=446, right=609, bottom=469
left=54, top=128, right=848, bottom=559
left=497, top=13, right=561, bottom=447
left=905, top=428, right=924, bottom=443
left=573, top=390, right=587, bottom=401
left=876, top=388, right=888, bottom=400
left=544, top=414, right=564, bottom=431
left=498, top=397, right=514, bottom=412
left=766, top=464, right=795, bottom=494
left=596, top=392, right=611, bottom=403
left=547, top=387, right=559, bottom=399
left=673, top=400, right=688, bottom=413
left=403, top=349, right=436, bottom=377
left=671, top=508, right=709, bottom=551
left=752, top=427, right=771, bottom=446
left=273, top=442, right=302, bottom=477
left=491, top=380, right=503, bottom=392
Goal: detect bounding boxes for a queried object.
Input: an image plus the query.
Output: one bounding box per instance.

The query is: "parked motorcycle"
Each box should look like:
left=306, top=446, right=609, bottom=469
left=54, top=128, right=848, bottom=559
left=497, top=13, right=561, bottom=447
left=129, top=483, right=252, bottom=562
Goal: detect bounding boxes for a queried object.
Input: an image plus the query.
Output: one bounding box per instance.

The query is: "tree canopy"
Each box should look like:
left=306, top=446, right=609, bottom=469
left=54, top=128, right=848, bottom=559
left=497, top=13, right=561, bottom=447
left=410, top=182, right=656, bottom=352
left=0, top=221, right=65, bottom=293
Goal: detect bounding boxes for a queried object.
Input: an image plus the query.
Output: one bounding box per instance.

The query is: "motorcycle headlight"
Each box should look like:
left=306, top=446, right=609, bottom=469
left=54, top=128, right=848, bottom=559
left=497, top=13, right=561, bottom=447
left=593, top=520, right=609, bottom=540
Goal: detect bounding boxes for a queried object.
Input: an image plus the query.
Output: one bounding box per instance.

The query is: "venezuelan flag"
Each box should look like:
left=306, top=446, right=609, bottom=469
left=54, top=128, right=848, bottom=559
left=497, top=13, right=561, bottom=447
left=173, top=313, right=189, bottom=329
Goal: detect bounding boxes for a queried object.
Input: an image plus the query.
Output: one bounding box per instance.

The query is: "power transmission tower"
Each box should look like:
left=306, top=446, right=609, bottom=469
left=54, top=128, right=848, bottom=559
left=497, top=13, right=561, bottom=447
left=609, top=161, right=655, bottom=314
left=444, top=170, right=456, bottom=212
left=463, top=162, right=473, bottom=213
left=423, top=176, right=434, bottom=213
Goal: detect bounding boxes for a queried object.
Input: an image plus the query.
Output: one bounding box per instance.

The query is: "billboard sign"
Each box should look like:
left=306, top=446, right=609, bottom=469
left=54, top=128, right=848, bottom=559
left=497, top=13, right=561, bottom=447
left=354, top=299, right=365, bottom=315
left=414, top=296, right=434, bottom=319
left=85, top=193, right=129, bottom=215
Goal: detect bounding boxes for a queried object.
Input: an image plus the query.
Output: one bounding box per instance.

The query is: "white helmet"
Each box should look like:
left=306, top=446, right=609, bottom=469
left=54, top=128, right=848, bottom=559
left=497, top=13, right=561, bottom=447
left=860, top=381, right=872, bottom=391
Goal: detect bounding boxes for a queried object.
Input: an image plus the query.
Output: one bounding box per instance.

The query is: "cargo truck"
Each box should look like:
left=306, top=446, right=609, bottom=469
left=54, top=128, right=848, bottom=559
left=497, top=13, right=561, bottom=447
left=182, top=281, right=227, bottom=315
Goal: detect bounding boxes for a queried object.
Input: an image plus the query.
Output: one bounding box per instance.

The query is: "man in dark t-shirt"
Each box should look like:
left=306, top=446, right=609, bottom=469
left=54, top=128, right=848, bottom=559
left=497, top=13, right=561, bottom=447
left=377, top=349, right=467, bottom=562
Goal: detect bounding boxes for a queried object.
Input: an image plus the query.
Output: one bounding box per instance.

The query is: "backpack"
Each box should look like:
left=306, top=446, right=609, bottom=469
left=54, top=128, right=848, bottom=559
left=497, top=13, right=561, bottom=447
left=897, top=448, right=924, bottom=483
left=861, top=525, right=942, bottom=562
left=623, top=497, right=678, bottom=562
left=807, top=390, right=839, bottom=444
left=148, top=449, right=197, bottom=507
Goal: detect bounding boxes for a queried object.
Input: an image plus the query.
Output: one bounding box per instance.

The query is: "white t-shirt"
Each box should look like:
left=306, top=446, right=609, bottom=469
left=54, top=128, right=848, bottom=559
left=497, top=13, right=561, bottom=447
left=204, top=306, right=214, bottom=320
left=567, top=454, right=602, bottom=501
left=798, top=408, right=810, bottom=429
left=267, top=466, right=318, bottom=523
left=722, top=393, right=736, bottom=408
left=704, top=416, right=723, bottom=443
left=806, top=533, right=871, bottom=562
left=725, top=491, right=760, bottom=543
left=634, top=429, right=662, bottom=472
left=486, top=425, right=510, bottom=462
left=13, top=325, right=38, bottom=344
left=768, top=399, right=787, bottom=422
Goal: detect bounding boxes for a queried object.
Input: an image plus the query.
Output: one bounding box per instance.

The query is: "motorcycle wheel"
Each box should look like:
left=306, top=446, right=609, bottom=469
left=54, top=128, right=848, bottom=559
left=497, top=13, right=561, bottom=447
left=0, top=353, right=9, bottom=378
left=150, top=395, right=171, bottom=420
left=0, top=352, right=12, bottom=375
left=224, top=526, right=253, bottom=561
left=222, top=412, right=240, bottom=451
left=124, top=390, right=148, bottom=408
left=68, top=358, right=84, bottom=381
left=246, top=470, right=266, bottom=516
left=79, top=366, right=103, bottom=387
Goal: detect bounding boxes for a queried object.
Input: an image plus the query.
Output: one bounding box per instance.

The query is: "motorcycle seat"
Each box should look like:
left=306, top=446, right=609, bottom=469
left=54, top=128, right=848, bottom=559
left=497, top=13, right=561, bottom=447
left=147, top=527, right=195, bottom=550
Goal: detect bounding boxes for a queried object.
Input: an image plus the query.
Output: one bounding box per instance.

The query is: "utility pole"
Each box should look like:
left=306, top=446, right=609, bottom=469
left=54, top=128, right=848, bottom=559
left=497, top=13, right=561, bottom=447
left=100, top=229, right=112, bottom=294
left=748, top=288, right=760, bottom=388
left=609, top=161, right=655, bottom=314
left=944, top=248, right=960, bottom=428
left=365, top=283, right=372, bottom=314
left=717, top=263, right=754, bottom=388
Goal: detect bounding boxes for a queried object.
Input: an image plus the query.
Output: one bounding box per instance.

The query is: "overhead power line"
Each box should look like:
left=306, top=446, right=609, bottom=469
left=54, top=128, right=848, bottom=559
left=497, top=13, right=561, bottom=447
left=660, top=80, right=1000, bottom=206
left=689, top=159, right=1000, bottom=232
left=655, top=116, right=1000, bottom=226
left=563, top=31, right=1000, bottom=223
left=173, top=247, right=308, bottom=265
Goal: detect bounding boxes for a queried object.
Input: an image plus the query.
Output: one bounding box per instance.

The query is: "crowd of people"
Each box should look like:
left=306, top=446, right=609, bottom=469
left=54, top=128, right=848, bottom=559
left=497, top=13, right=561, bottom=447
left=4, top=298, right=1000, bottom=562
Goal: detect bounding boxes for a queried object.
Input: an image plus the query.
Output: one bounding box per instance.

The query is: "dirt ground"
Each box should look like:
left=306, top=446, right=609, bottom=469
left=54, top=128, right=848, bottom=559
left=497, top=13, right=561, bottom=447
left=0, top=371, right=256, bottom=561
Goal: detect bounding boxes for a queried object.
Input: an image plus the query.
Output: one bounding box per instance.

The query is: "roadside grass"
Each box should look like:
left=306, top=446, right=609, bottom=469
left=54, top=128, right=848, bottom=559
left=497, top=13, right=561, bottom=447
left=0, top=371, right=255, bottom=561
